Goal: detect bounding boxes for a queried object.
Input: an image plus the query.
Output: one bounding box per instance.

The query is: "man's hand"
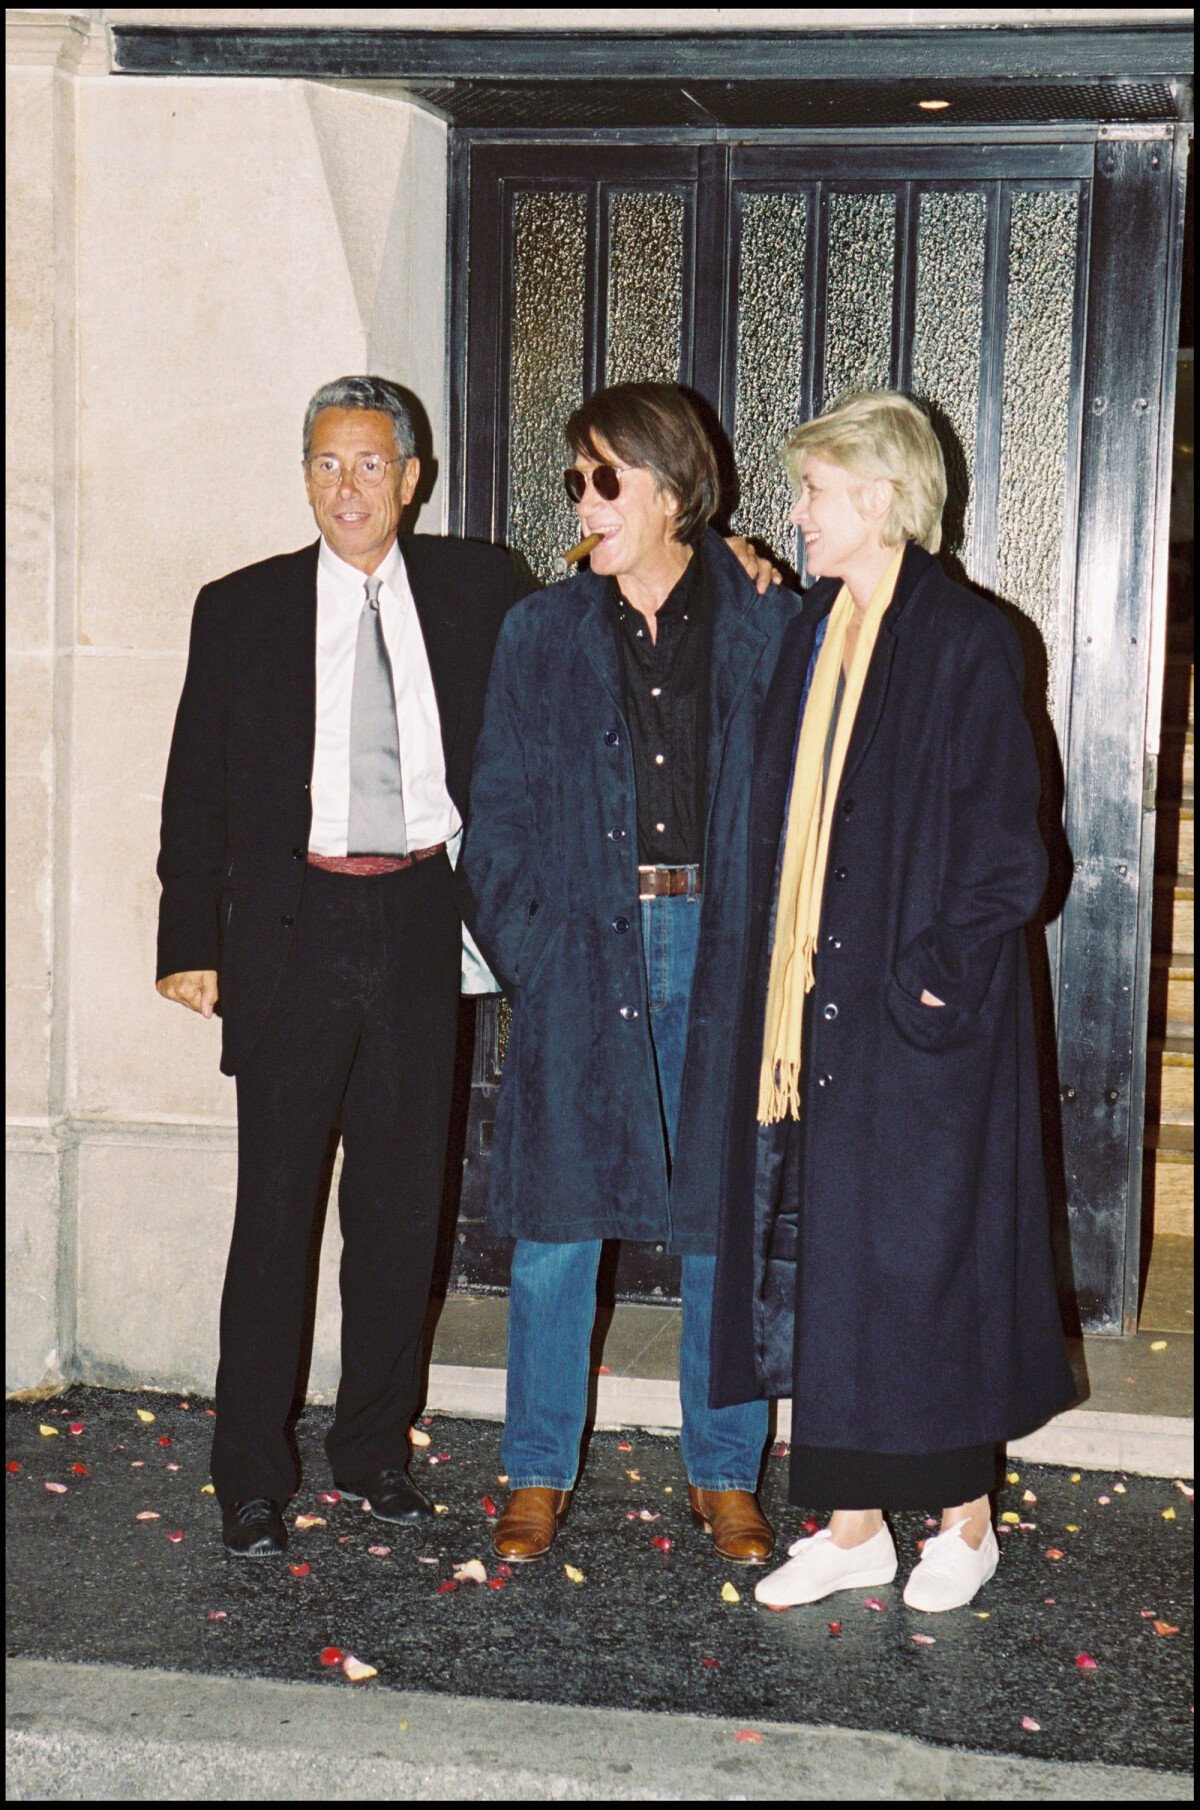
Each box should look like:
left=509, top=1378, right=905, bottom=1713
left=724, top=535, right=783, bottom=595
left=157, top=970, right=219, bottom=1018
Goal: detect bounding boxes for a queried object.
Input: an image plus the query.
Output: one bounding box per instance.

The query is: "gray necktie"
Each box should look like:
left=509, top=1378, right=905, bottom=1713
left=347, top=575, right=407, bottom=856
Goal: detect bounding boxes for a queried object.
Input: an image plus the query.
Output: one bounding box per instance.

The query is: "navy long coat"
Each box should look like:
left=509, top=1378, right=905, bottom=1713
left=464, top=530, right=799, bottom=1253
left=710, top=543, right=1076, bottom=1452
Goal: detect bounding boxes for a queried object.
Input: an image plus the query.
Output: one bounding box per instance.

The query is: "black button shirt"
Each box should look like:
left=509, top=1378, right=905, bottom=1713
left=611, top=546, right=711, bottom=866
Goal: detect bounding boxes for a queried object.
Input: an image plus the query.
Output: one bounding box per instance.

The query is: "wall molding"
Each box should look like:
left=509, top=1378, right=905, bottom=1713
left=6, top=11, right=111, bottom=74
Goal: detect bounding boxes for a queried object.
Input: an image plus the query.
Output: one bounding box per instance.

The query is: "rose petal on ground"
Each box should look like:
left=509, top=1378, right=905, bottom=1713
left=721, top=1582, right=740, bottom=1604
left=7, top=1462, right=21, bottom=1474
left=1021, top=1716, right=1041, bottom=1731
left=734, top=1730, right=762, bottom=1743
left=165, top=1463, right=180, bottom=1472
left=131, top=1461, right=145, bottom=1469
left=316, top=1491, right=341, bottom=1505
left=1023, top=1490, right=1038, bottom=1503
left=487, top=1577, right=506, bottom=1589
left=1097, top=1496, right=1111, bottom=1506
left=436, top=1452, right=451, bottom=1463
left=912, top=1633, right=936, bottom=1645
left=136, top=1409, right=156, bottom=1424
left=652, top=1536, right=673, bottom=1552
left=179, top=1402, right=190, bottom=1411
left=1006, top=1471, right=1020, bottom=1484
left=289, top=1561, right=310, bottom=1576
left=594, top=1365, right=612, bottom=1375
left=69, top=1423, right=85, bottom=1436
left=1162, top=1507, right=1177, bottom=1520
left=342, top=1656, right=377, bottom=1682
left=1113, top=1483, right=1127, bottom=1494
left=1000, top=1511, right=1020, bottom=1524
left=416, top=1555, right=438, bottom=1564
left=38, top=1425, right=59, bottom=1438
left=1140, top=1609, right=1159, bottom=1617
left=626, top=1470, right=642, bottom=1482
left=135, top=1511, right=160, bottom=1521
left=1069, top=1473, right=1081, bottom=1483
left=71, top=1464, right=89, bottom=1476
left=1075, top=1653, right=1098, bottom=1670
left=1065, top=1524, right=1079, bottom=1533
left=367, top=1545, right=392, bottom=1558
left=433, top=1504, right=450, bottom=1516
left=454, top=1559, right=488, bottom=1584
left=1153, top=1621, right=1181, bottom=1636
left=1149, top=1340, right=1168, bottom=1351
left=617, top=1442, right=632, bottom=1452
left=293, top=1514, right=327, bottom=1529
left=427, top=1457, right=440, bottom=1466
left=497, top=1474, right=509, bottom=1485
left=1044, top=1548, right=1065, bottom=1560
left=1174, top=1480, right=1194, bottom=1498
left=201, top=1483, right=215, bottom=1494
left=663, top=1487, right=673, bottom=1494
left=638, top=1510, right=661, bottom=1522
left=44, top=1481, right=68, bottom=1494
left=408, top=1427, right=431, bottom=1448
left=166, top=1530, right=185, bottom=1543
left=481, top=1496, right=498, bottom=1517
left=827, top=1622, right=842, bottom=1636
left=974, top=1611, right=991, bottom=1619
left=437, top=1579, right=458, bottom=1595
left=702, top=1657, right=720, bottom=1667
left=496, top=1564, right=513, bottom=1578
left=565, top=1564, right=586, bottom=1585
left=1019, top=1522, right=1038, bottom=1532
left=771, top=1442, right=790, bottom=1457
left=863, top=1597, right=888, bottom=1612
left=320, top=1647, right=343, bottom=1665
left=1044, top=1599, right=1056, bottom=1606
left=203, top=1408, right=215, bottom=1416
left=207, top=1611, right=227, bottom=1621
left=924, top=1517, right=939, bottom=1528
left=158, top=1436, right=171, bottom=1447
left=803, top=1518, right=821, bottom=1534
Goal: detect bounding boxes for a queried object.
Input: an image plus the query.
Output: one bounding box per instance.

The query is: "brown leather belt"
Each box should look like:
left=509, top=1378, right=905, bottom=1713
left=638, top=863, right=702, bottom=900
left=307, top=842, right=446, bottom=877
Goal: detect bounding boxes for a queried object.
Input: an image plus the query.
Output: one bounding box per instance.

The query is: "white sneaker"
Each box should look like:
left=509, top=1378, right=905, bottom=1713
left=754, top=1525, right=898, bottom=1608
left=902, top=1519, right=999, bottom=1613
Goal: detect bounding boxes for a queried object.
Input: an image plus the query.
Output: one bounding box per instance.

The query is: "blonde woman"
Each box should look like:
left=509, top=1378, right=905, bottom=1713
left=709, top=391, right=1075, bottom=1612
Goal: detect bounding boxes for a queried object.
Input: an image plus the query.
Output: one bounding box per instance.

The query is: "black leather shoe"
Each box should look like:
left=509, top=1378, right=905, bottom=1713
left=221, top=1498, right=287, bottom=1557
left=333, top=1465, right=435, bottom=1523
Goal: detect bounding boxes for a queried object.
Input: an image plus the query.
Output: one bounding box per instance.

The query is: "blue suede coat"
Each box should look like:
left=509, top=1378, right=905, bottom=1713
left=464, top=530, right=800, bottom=1252
left=710, top=544, right=1077, bottom=1453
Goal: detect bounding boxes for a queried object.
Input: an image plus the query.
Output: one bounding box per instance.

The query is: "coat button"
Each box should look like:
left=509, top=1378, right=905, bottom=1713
left=619, top=1005, right=640, bottom=1020
left=822, top=1002, right=838, bottom=1021
left=613, top=917, right=630, bottom=933
left=281, top=915, right=294, bottom=927
left=817, top=1072, right=833, bottom=1087
left=292, top=847, right=304, bottom=860
left=604, top=729, right=620, bottom=746
left=607, top=828, right=628, bottom=841
left=833, top=865, right=849, bottom=882
left=826, top=934, right=842, bottom=950
left=840, top=797, right=855, bottom=817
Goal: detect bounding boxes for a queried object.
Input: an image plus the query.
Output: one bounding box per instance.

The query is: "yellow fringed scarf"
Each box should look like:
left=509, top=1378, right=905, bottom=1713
left=758, top=546, right=905, bottom=1123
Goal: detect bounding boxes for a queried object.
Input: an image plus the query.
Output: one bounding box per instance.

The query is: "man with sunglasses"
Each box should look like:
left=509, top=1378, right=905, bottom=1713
left=155, top=375, right=527, bottom=1555
left=465, top=381, right=800, bottom=1566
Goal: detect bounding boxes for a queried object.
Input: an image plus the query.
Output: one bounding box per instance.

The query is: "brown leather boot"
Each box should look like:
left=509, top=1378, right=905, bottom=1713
left=492, top=1487, right=572, bottom=1562
left=688, top=1486, right=775, bottom=1564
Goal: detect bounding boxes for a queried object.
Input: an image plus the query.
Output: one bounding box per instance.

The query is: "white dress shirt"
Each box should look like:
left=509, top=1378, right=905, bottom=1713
left=308, top=536, right=461, bottom=857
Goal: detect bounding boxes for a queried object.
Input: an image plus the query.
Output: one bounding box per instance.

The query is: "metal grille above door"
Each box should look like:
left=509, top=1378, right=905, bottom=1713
left=451, top=131, right=1184, bottom=1332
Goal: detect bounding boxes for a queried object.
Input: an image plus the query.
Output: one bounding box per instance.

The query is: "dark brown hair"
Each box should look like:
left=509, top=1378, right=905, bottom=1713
left=565, top=383, right=720, bottom=546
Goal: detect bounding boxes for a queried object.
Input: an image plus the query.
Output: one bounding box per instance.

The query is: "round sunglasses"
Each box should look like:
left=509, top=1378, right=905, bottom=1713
left=563, top=463, right=636, bottom=504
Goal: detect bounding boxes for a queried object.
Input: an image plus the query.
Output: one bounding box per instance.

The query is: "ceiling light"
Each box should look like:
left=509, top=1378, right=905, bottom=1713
left=918, top=99, right=952, bottom=111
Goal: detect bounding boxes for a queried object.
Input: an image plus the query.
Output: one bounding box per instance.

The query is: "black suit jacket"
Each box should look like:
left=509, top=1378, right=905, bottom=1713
left=156, top=535, right=524, bottom=1075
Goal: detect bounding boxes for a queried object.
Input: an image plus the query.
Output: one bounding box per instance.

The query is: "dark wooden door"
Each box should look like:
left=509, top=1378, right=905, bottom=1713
left=448, top=128, right=1185, bottom=1332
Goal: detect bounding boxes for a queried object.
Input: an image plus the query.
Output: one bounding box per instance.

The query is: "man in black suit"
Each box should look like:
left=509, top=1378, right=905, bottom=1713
left=156, top=375, right=523, bottom=1556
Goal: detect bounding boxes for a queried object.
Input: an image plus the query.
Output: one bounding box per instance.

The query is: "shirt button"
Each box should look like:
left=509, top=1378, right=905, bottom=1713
left=619, top=1005, right=640, bottom=1020
left=822, top=1002, right=839, bottom=1021
left=605, top=730, right=620, bottom=746
left=655, top=753, right=665, bottom=766
left=612, top=917, right=630, bottom=934
left=281, top=915, right=294, bottom=928
left=833, top=865, right=849, bottom=882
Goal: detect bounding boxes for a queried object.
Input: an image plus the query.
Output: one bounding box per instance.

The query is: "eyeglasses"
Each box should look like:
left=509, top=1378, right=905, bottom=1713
left=563, top=463, right=635, bottom=504
left=305, top=454, right=408, bottom=489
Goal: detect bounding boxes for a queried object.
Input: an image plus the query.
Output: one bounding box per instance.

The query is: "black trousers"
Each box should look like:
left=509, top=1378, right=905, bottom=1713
left=211, top=856, right=460, bottom=1507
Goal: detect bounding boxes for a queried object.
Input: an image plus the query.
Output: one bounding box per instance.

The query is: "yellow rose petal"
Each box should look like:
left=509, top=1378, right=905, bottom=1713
left=1149, top=1340, right=1168, bottom=1352
left=564, top=1564, right=586, bottom=1584
left=1065, top=1524, right=1079, bottom=1533
left=721, top=1581, right=741, bottom=1604
left=136, top=1409, right=156, bottom=1424
left=1006, top=1471, right=1020, bottom=1485
left=1000, top=1511, right=1021, bottom=1525
left=1162, top=1507, right=1177, bottom=1520
left=38, top=1424, right=60, bottom=1437
left=342, top=1656, right=378, bottom=1683
left=1070, top=1473, right=1081, bottom=1484
left=408, top=1427, right=431, bottom=1448
left=973, top=1611, right=990, bottom=1619
left=201, top=1483, right=216, bottom=1495
left=398, top=1720, right=409, bottom=1731
left=433, top=1504, right=450, bottom=1516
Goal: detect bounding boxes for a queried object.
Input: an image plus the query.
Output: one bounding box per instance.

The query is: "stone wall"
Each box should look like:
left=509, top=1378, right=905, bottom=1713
left=6, top=12, right=447, bottom=1393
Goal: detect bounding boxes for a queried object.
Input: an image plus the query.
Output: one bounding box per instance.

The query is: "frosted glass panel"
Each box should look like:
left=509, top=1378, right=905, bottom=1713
left=508, top=189, right=587, bottom=585
left=824, top=190, right=896, bottom=403
left=995, top=187, right=1079, bottom=710
left=731, top=190, right=807, bottom=555
left=911, top=190, right=987, bottom=568
left=605, top=190, right=685, bottom=386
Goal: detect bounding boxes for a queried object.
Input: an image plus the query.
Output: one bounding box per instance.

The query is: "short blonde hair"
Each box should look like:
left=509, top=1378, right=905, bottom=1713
left=783, top=391, right=947, bottom=554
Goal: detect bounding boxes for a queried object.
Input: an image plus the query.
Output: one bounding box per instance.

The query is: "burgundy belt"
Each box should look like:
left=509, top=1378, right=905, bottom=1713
left=637, top=864, right=702, bottom=900
left=306, top=843, right=446, bottom=877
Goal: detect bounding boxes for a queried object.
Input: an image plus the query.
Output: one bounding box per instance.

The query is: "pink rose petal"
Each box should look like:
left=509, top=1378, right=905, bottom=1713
left=734, top=1730, right=763, bottom=1743
left=316, top=1491, right=341, bottom=1505
left=342, top=1655, right=377, bottom=1682
left=44, top=1481, right=68, bottom=1494
left=863, top=1597, right=888, bottom=1612
left=1021, top=1716, right=1041, bottom=1732
left=1075, top=1653, right=1098, bottom=1670
left=911, top=1633, right=936, bottom=1645
left=135, top=1510, right=160, bottom=1521
left=69, top=1423, right=85, bottom=1436
left=367, top=1544, right=392, bottom=1558
left=206, top=1610, right=228, bottom=1621
left=166, top=1529, right=185, bottom=1543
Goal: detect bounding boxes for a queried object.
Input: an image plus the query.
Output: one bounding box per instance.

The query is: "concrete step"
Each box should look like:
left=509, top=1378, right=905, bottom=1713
left=1158, top=1063, right=1195, bottom=1124
left=1146, top=1146, right=1194, bottom=1235
left=1153, top=878, right=1194, bottom=958
left=1146, top=1119, right=1195, bottom=1155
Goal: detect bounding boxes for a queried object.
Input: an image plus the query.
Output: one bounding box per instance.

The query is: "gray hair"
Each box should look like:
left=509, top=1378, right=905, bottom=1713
left=302, top=375, right=416, bottom=459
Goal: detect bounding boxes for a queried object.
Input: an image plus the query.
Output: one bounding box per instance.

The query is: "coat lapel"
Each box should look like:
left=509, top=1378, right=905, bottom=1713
left=703, top=532, right=769, bottom=842
left=400, top=535, right=464, bottom=771
left=272, top=541, right=320, bottom=783
left=575, top=576, right=626, bottom=717
left=842, top=541, right=935, bottom=786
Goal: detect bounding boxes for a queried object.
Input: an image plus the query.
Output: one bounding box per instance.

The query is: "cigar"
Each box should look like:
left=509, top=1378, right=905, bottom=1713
left=556, top=531, right=603, bottom=572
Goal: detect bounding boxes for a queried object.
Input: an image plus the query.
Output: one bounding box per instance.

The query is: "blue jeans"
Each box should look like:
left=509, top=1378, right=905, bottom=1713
left=503, top=894, right=769, bottom=1491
